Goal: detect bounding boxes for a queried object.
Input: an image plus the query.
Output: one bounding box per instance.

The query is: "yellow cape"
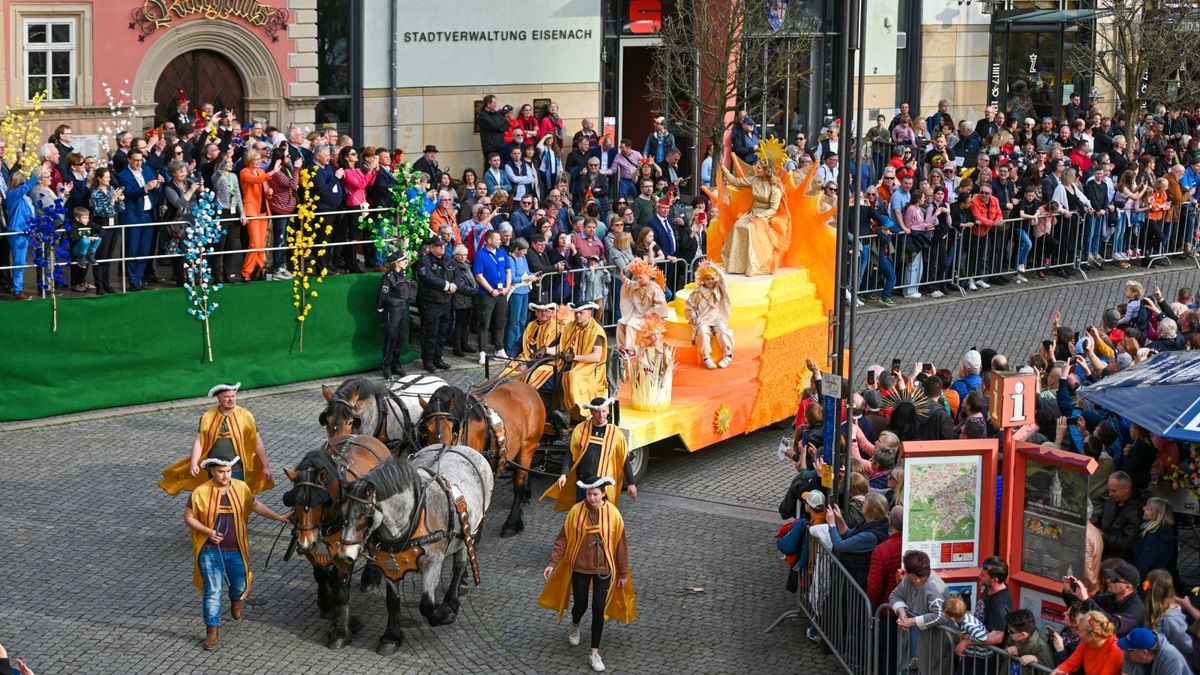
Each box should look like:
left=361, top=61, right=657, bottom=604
left=538, top=500, right=637, bottom=624
left=498, top=318, right=559, bottom=388
left=541, top=421, right=628, bottom=511
left=560, top=318, right=608, bottom=416
left=188, top=479, right=255, bottom=597
left=159, top=406, right=275, bottom=495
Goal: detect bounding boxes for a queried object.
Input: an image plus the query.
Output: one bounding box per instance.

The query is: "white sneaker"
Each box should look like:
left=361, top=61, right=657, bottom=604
left=930, top=290, right=944, bottom=298
left=966, top=280, right=978, bottom=291
left=495, top=349, right=509, bottom=359
left=718, top=355, right=732, bottom=368
left=1017, top=264, right=1026, bottom=273
left=854, top=297, right=865, bottom=308
left=976, top=280, right=991, bottom=289
left=568, top=623, right=581, bottom=646
left=478, top=351, right=487, bottom=366
left=1014, top=274, right=1028, bottom=283
left=903, top=292, right=922, bottom=299
left=275, top=268, right=293, bottom=279
left=703, top=358, right=717, bottom=370
left=589, top=652, right=606, bottom=672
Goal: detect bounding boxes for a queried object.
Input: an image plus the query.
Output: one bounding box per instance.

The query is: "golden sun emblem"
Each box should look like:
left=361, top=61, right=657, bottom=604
left=755, top=136, right=787, bottom=168
left=714, top=404, right=732, bottom=435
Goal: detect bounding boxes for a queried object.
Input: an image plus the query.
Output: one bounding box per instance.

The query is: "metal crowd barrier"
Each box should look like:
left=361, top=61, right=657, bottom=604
left=854, top=207, right=1200, bottom=303
left=767, top=534, right=1057, bottom=675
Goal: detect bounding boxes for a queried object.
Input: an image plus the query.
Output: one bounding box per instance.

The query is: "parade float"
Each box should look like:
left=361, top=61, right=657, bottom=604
left=615, top=138, right=836, bottom=457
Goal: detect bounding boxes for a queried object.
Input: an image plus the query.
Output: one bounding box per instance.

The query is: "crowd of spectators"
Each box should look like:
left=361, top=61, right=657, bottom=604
left=795, top=96, right=1200, bottom=307
left=776, top=277, right=1200, bottom=674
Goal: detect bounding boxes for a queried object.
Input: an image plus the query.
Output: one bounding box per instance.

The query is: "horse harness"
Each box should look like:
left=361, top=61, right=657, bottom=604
left=356, top=470, right=482, bottom=585
left=375, top=376, right=437, bottom=450
left=425, top=391, right=511, bottom=475
left=297, top=435, right=390, bottom=571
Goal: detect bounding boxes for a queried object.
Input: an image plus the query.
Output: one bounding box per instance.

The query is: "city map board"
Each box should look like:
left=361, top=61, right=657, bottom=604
left=900, top=440, right=998, bottom=577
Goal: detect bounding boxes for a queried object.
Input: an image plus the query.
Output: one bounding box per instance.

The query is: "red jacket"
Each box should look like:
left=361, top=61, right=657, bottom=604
left=969, top=194, right=1003, bottom=235
left=867, top=531, right=902, bottom=610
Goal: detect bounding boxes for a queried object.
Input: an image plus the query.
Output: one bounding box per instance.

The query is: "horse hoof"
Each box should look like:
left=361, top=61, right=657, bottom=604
left=500, top=528, right=517, bottom=538
left=428, top=607, right=457, bottom=626
left=349, top=616, right=365, bottom=634
left=359, top=583, right=380, bottom=594
left=376, top=639, right=401, bottom=656
left=326, top=635, right=349, bottom=650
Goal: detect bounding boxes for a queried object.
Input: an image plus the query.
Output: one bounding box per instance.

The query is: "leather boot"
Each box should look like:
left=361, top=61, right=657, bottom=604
left=203, top=625, right=219, bottom=650
left=231, top=601, right=245, bottom=621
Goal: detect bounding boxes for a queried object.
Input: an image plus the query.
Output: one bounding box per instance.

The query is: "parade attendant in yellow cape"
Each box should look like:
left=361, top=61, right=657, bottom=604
left=498, top=302, right=560, bottom=388
left=182, top=444, right=290, bottom=651
left=539, top=476, right=636, bottom=672
left=159, top=383, right=276, bottom=496
left=542, top=398, right=636, bottom=511
left=559, top=302, right=609, bottom=417
left=720, top=139, right=787, bottom=276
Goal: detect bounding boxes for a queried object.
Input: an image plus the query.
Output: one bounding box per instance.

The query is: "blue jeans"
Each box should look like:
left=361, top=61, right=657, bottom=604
left=199, top=547, right=247, bottom=627
left=1113, top=212, right=1129, bottom=255
left=125, top=223, right=154, bottom=285
left=1084, top=214, right=1105, bottom=257
left=1014, top=229, right=1032, bottom=268
left=504, top=292, right=530, bottom=356
left=874, top=244, right=896, bottom=299
left=272, top=215, right=291, bottom=270
left=9, top=232, right=30, bottom=294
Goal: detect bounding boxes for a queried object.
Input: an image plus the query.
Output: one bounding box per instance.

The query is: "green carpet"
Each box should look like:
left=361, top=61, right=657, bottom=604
left=0, top=274, right=416, bottom=421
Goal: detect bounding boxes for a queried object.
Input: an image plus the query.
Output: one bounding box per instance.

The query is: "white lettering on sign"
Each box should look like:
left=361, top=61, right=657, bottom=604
left=1009, top=381, right=1027, bottom=423
left=401, top=29, right=595, bottom=43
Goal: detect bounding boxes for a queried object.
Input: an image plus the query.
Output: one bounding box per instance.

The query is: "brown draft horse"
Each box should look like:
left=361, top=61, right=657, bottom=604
left=319, top=375, right=446, bottom=456
left=417, top=380, right=546, bottom=537
left=282, top=434, right=393, bottom=649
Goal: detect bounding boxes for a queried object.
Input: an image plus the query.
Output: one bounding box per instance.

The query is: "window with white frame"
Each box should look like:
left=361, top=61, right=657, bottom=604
left=23, top=19, right=76, bottom=103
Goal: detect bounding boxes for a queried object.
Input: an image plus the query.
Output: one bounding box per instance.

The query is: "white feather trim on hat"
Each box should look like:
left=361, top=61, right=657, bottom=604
left=583, top=397, right=615, bottom=410
left=208, top=382, right=242, bottom=397
left=568, top=301, right=599, bottom=312
left=529, top=302, right=557, bottom=311
left=200, top=454, right=241, bottom=469
left=577, top=476, right=616, bottom=490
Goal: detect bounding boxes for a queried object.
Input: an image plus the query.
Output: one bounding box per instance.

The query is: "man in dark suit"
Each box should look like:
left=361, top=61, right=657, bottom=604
left=647, top=196, right=682, bottom=292
left=110, top=131, right=133, bottom=173
left=313, top=144, right=355, bottom=273
left=117, top=149, right=163, bottom=290
left=411, top=145, right=443, bottom=186
left=476, top=95, right=508, bottom=167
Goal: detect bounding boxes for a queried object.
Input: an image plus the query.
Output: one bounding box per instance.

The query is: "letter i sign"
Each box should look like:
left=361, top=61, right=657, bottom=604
left=988, top=373, right=1038, bottom=429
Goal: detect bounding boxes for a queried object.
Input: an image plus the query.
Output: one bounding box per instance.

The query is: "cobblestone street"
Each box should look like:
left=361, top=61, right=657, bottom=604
left=2, top=264, right=1198, bottom=673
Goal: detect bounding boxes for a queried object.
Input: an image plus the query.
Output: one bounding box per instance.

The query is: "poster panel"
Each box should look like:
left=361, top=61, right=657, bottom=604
left=902, top=455, right=984, bottom=570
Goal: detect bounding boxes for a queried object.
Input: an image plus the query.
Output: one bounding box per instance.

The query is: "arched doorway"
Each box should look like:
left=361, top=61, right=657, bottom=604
left=153, top=50, right=245, bottom=125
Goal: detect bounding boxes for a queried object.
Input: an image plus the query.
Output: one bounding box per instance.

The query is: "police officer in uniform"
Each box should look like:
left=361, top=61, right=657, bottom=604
left=416, top=236, right=456, bottom=372
left=377, top=250, right=415, bottom=379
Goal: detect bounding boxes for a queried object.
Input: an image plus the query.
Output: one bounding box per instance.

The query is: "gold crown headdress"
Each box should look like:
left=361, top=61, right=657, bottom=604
left=755, top=136, right=787, bottom=169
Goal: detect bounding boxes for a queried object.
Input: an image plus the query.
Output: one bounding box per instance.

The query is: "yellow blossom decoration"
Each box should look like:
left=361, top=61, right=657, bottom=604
left=0, top=93, right=47, bottom=174
left=286, top=168, right=329, bottom=351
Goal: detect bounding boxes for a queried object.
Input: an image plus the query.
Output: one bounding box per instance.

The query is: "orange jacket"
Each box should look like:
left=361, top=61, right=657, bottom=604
left=1147, top=189, right=1170, bottom=222
left=239, top=167, right=273, bottom=218
left=969, top=194, right=1003, bottom=235
left=1055, top=635, right=1123, bottom=675
left=430, top=207, right=461, bottom=243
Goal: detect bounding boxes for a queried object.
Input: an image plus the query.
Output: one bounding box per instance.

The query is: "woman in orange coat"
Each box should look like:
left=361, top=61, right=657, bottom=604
left=1050, top=610, right=1123, bottom=675
left=238, top=147, right=282, bottom=281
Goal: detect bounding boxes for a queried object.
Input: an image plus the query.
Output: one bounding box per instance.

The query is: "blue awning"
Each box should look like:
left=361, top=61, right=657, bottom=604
left=1079, top=352, right=1200, bottom=443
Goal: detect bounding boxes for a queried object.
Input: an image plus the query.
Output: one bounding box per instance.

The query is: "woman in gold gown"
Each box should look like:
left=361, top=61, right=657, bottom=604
left=720, top=162, right=784, bottom=276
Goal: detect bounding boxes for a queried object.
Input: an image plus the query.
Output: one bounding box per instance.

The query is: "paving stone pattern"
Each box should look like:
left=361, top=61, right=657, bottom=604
left=0, top=374, right=825, bottom=674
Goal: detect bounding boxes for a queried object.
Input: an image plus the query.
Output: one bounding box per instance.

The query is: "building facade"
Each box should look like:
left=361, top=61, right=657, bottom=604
left=1, top=0, right=317, bottom=145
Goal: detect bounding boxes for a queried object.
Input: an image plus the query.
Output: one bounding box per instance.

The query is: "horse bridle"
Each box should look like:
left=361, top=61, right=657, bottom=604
left=338, top=489, right=380, bottom=548
left=420, top=410, right=462, bottom=446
